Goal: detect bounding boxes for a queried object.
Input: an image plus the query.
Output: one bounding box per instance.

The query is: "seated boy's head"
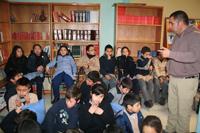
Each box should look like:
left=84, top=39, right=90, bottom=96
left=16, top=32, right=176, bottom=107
left=104, top=44, right=113, bottom=57
left=16, top=77, right=31, bottom=98
left=8, top=70, right=22, bottom=83
left=16, top=119, right=42, bottom=133
left=86, top=44, right=95, bottom=56
left=142, top=115, right=162, bottom=133
left=65, top=86, right=81, bottom=108
left=91, top=84, right=107, bottom=106
left=119, top=77, right=132, bottom=94
left=141, top=46, right=151, bottom=58
left=123, top=93, right=141, bottom=113
left=14, top=109, right=37, bottom=125
left=86, top=71, right=100, bottom=86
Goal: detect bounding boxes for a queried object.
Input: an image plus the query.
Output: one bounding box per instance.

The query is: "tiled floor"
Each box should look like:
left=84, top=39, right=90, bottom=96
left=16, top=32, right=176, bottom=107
left=0, top=94, right=198, bottom=132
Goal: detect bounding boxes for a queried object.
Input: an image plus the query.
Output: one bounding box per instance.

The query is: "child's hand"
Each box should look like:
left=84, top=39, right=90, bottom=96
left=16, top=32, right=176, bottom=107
left=149, top=66, right=153, bottom=71
left=105, top=74, right=111, bottom=80
left=45, top=67, right=50, bottom=74
left=95, top=107, right=104, bottom=115
left=24, top=94, right=30, bottom=104
left=88, top=104, right=98, bottom=114
left=15, top=99, right=22, bottom=107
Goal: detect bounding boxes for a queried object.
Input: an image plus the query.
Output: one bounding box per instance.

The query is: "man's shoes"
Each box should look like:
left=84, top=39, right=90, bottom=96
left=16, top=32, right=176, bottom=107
left=144, top=100, right=153, bottom=108
left=51, top=98, right=59, bottom=104
left=159, top=97, right=166, bottom=105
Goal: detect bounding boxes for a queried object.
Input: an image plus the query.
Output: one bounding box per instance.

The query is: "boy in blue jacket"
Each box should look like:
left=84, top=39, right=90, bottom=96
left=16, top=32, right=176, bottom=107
left=116, top=93, right=143, bottom=133
left=42, top=86, right=81, bottom=133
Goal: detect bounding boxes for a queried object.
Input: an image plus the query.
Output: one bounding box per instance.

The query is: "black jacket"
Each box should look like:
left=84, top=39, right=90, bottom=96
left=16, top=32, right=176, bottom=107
left=79, top=99, right=115, bottom=133
left=4, top=56, right=28, bottom=78
left=4, top=81, right=16, bottom=109
left=116, top=55, right=136, bottom=79
left=42, top=99, right=79, bottom=133
left=99, top=55, right=116, bottom=76
left=27, top=51, right=50, bottom=73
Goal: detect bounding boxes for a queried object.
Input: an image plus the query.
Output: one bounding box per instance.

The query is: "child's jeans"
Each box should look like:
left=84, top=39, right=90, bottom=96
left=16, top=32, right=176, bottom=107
left=52, top=72, right=74, bottom=100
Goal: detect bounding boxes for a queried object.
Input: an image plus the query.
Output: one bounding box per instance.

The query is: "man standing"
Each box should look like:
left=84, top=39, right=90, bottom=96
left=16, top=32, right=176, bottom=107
left=159, top=10, right=200, bottom=133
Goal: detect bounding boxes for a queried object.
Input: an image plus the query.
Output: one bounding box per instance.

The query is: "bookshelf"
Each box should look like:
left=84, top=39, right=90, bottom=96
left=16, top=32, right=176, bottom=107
left=0, top=1, right=11, bottom=87
left=164, top=17, right=200, bottom=48
left=115, top=3, right=163, bottom=57
left=51, top=3, right=100, bottom=58
left=9, top=2, right=100, bottom=59
left=10, top=2, right=51, bottom=56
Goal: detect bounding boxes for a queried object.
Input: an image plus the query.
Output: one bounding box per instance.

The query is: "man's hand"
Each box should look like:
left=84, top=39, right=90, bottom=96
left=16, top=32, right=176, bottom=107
left=158, top=47, right=170, bottom=58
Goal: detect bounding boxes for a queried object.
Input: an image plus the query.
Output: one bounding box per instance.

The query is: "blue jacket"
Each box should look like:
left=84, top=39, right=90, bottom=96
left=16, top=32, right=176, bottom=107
left=47, top=55, right=77, bottom=79
left=116, top=110, right=143, bottom=133
left=42, top=99, right=79, bottom=133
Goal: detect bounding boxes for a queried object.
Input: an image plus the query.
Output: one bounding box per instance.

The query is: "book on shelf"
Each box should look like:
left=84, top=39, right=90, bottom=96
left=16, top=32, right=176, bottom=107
left=0, top=32, right=4, bottom=42
left=12, top=32, right=49, bottom=40
left=53, top=29, right=99, bottom=41
left=59, top=12, right=71, bottom=22
left=90, top=10, right=99, bottom=23
left=0, top=50, right=3, bottom=64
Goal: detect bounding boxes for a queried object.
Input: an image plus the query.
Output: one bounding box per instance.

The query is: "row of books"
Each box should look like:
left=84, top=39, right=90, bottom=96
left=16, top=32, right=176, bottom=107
left=0, top=32, right=4, bottom=42
left=12, top=32, right=50, bottom=40
left=53, top=43, right=99, bottom=57
left=0, top=49, right=9, bottom=64
left=118, top=15, right=161, bottom=25
left=53, top=10, right=99, bottom=23
left=54, top=29, right=99, bottom=41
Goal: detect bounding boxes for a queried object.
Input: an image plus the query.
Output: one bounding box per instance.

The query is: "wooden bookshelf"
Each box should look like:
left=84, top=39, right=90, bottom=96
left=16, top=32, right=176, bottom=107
left=0, top=1, right=12, bottom=65
left=115, top=3, right=163, bottom=57
left=9, top=2, right=100, bottom=59
left=10, top=2, right=51, bottom=56
left=51, top=3, right=100, bottom=58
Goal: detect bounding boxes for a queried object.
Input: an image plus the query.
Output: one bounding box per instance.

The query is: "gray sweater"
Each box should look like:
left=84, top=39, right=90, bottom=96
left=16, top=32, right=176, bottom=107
left=167, top=26, right=200, bottom=77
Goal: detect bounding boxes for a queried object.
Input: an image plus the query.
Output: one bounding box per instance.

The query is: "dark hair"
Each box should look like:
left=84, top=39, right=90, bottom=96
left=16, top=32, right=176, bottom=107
left=86, top=44, right=94, bottom=52
left=121, top=46, right=130, bottom=54
left=14, top=109, right=37, bottom=125
left=120, top=77, right=133, bottom=90
left=31, top=44, right=43, bottom=55
left=103, top=124, right=124, bottom=133
left=16, top=77, right=31, bottom=89
left=57, top=45, right=69, bottom=56
left=87, top=71, right=101, bottom=83
left=65, top=86, right=81, bottom=101
left=91, top=84, right=107, bottom=96
left=104, top=44, right=113, bottom=51
left=16, top=119, right=42, bottom=133
left=7, top=69, right=21, bottom=81
left=66, top=128, right=84, bottom=133
left=170, top=10, right=189, bottom=25
left=141, top=46, right=151, bottom=54
left=32, top=44, right=42, bottom=50
left=122, top=93, right=141, bottom=108
left=9, top=45, right=24, bottom=59
left=142, top=115, right=163, bottom=133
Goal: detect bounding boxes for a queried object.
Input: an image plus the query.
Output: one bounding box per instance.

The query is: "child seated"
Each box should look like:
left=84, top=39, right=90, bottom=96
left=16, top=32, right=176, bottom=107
left=142, top=115, right=163, bottom=133
left=8, top=77, right=38, bottom=112
left=42, top=86, right=81, bottom=133
left=46, top=45, right=77, bottom=103
left=79, top=84, right=115, bottom=133
left=136, top=46, right=154, bottom=108
left=116, top=93, right=143, bottom=133
left=108, top=77, right=132, bottom=104
left=80, top=70, right=105, bottom=104
left=100, top=44, right=117, bottom=89
left=0, top=109, right=37, bottom=133
left=4, top=70, right=22, bottom=110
